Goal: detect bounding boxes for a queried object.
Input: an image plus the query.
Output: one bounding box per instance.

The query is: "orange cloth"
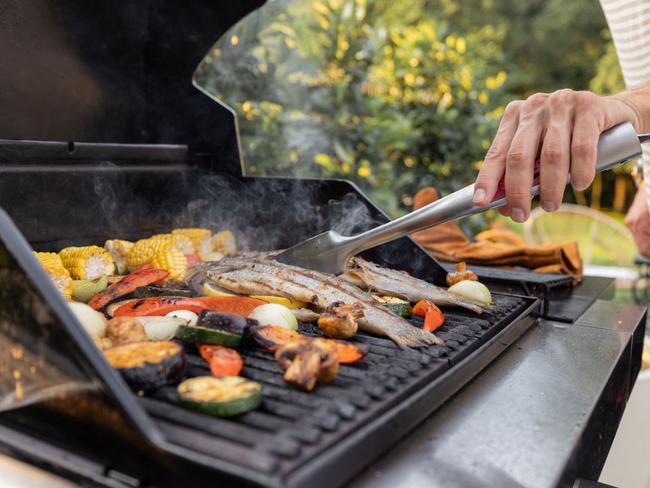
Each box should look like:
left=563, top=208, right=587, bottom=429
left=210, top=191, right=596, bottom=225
left=411, top=187, right=583, bottom=283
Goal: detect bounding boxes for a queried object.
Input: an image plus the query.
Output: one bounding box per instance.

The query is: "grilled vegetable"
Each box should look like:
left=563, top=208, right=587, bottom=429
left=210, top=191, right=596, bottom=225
left=184, top=254, right=201, bottom=267
left=202, top=252, right=225, bottom=262
left=68, top=302, right=107, bottom=337
left=166, top=310, right=198, bottom=326
left=317, top=302, right=363, bottom=339
left=372, top=295, right=412, bottom=318
left=199, top=345, right=244, bottom=377
left=249, top=325, right=368, bottom=364
left=248, top=325, right=302, bottom=351
left=172, top=228, right=212, bottom=259
left=412, top=300, right=445, bottom=333
left=150, top=233, right=194, bottom=255
left=202, top=282, right=235, bottom=297
left=88, top=268, right=169, bottom=310
left=59, top=246, right=115, bottom=280
left=251, top=296, right=307, bottom=309
left=104, top=240, right=134, bottom=274
left=448, top=280, right=492, bottom=305
left=149, top=245, right=187, bottom=281
left=136, top=316, right=185, bottom=341
left=106, top=316, right=149, bottom=345
left=275, top=339, right=339, bottom=391
left=127, top=237, right=173, bottom=270
left=92, top=335, right=113, bottom=351
left=113, top=296, right=265, bottom=317
left=72, top=276, right=108, bottom=303
left=134, top=286, right=192, bottom=298
left=106, top=299, right=138, bottom=317
left=248, top=303, right=298, bottom=331
left=175, top=311, right=251, bottom=347
left=291, top=308, right=320, bottom=323
left=177, top=376, right=262, bottom=417
left=446, top=262, right=478, bottom=287
left=211, top=230, right=237, bottom=256
left=34, top=252, right=73, bottom=300
left=105, top=341, right=186, bottom=391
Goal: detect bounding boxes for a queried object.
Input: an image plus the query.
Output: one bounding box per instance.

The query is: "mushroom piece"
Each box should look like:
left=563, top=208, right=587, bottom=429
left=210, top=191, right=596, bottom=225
left=275, top=339, right=340, bottom=391
left=317, top=301, right=364, bottom=339
left=106, top=316, right=148, bottom=346
left=446, top=262, right=478, bottom=287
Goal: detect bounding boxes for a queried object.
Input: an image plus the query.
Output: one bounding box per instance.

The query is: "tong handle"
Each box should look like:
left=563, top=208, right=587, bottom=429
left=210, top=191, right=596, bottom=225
left=346, top=122, right=642, bottom=257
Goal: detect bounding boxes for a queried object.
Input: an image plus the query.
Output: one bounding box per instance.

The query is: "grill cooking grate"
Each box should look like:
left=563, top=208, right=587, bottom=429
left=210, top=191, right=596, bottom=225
left=141, top=294, right=534, bottom=484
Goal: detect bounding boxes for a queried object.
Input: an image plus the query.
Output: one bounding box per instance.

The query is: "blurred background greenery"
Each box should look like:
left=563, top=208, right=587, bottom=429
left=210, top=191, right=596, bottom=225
left=194, top=0, right=634, bottom=235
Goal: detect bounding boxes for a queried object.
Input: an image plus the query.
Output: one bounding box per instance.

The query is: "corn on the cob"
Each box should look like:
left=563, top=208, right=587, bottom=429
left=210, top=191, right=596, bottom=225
left=127, top=238, right=172, bottom=270
left=212, top=230, right=237, bottom=256
left=150, top=233, right=194, bottom=255
left=104, top=240, right=133, bottom=274
left=149, top=245, right=187, bottom=281
left=171, top=228, right=212, bottom=259
left=59, top=246, right=115, bottom=280
left=34, top=252, right=73, bottom=300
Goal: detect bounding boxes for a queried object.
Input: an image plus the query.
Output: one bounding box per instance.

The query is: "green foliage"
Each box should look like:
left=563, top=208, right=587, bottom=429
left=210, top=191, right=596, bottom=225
left=591, top=38, right=626, bottom=95
left=196, top=0, right=507, bottom=219
left=427, top=0, right=611, bottom=95
left=195, top=0, right=627, bottom=222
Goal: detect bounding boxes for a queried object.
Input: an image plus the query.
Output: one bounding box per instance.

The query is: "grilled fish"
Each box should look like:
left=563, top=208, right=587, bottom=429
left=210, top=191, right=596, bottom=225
left=342, top=258, right=486, bottom=314
left=186, top=257, right=443, bottom=349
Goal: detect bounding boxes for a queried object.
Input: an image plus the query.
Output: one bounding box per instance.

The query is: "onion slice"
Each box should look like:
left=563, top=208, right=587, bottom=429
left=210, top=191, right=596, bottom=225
left=448, top=280, right=492, bottom=305
left=248, top=303, right=298, bottom=331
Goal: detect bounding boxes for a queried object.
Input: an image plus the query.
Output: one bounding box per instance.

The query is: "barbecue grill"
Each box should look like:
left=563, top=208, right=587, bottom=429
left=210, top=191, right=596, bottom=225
left=0, top=1, right=558, bottom=486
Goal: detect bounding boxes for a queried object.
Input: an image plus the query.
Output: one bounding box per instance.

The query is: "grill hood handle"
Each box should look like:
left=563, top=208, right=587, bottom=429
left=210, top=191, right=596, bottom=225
left=276, top=122, right=644, bottom=274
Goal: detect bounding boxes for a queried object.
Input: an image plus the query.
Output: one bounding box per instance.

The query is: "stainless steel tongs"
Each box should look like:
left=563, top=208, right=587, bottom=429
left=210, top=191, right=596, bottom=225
left=276, top=122, right=649, bottom=274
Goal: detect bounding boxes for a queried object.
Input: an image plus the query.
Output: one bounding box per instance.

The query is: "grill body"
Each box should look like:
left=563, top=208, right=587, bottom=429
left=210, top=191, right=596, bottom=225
left=0, top=153, right=538, bottom=487
left=0, top=1, right=540, bottom=486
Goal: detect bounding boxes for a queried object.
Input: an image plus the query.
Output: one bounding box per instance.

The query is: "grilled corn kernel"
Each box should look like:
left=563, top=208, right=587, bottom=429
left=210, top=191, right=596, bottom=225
left=59, top=246, right=115, bottom=280
left=104, top=240, right=134, bottom=275
left=149, top=246, right=187, bottom=281
left=172, top=228, right=212, bottom=259
left=127, top=238, right=171, bottom=270
left=151, top=233, right=194, bottom=255
left=212, top=230, right=237, bottom=256
left=34, top=252, right=73, bottom=300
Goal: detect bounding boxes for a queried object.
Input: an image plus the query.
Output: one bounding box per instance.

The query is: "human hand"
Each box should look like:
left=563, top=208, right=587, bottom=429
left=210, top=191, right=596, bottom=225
left=625, top=185, right=650, bottom=257
left=472, top=89, right=641, bottom=222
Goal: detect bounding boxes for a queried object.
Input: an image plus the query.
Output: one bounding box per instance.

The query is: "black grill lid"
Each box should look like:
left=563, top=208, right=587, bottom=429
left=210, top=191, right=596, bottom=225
left=0, top=0, right=263, bottom=175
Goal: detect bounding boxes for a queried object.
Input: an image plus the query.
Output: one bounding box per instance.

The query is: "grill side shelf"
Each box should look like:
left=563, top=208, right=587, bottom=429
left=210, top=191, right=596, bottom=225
left=141, top=294, right=538, bottom=487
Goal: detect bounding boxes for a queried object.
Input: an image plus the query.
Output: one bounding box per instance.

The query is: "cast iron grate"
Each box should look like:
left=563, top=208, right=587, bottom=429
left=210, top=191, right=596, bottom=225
left=140, top=293, right=535, bottom=485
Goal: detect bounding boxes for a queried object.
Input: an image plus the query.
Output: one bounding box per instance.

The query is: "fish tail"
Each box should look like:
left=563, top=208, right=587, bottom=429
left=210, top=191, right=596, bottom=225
left=387, top=325, right=444, bottom=349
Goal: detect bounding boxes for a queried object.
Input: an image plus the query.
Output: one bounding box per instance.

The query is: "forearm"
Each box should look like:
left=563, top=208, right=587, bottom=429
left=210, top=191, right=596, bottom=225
left=611, top=80, right=650, bottom=133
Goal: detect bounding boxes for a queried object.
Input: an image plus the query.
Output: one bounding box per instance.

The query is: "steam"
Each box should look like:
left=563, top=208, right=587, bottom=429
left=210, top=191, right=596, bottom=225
left=89, top=168, right=441, bottom=282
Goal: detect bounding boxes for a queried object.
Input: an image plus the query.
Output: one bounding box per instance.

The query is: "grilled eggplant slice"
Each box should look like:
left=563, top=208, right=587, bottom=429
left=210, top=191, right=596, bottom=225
left=178, top=376, right=262, bottom=417
left=174, top=311, right=252, bottom=347
left=104, top=341, right=186, bottom=390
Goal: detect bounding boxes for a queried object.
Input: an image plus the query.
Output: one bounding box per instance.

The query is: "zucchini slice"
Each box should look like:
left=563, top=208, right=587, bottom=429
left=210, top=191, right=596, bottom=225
left=104, top=341, right=186, bottom=390
left=175, top=311, right=251, bottom=347
left=372, top=295, right=412, bottom=318
left=385, top=302, right=412, bottom=318
left=134, top=286, right=192, bottom=298
left=178, top=376, right=262, bottom=417
left=175, top=324, right=242, bottom=347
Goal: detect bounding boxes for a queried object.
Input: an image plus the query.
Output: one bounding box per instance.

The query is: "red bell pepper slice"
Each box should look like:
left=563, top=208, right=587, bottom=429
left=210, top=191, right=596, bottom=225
left=199, top=344, right=244, bottom=377
left=412, top=299, right=445, bottom=332
left=88, top=267, right=169, bottom=310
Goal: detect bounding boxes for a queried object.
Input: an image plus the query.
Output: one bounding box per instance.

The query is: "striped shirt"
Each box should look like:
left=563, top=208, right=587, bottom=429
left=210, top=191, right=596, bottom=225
left=600, top=0, right=650, bottom=206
